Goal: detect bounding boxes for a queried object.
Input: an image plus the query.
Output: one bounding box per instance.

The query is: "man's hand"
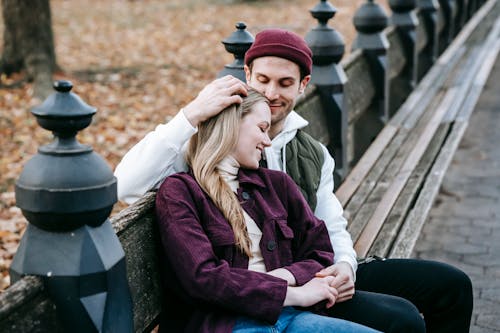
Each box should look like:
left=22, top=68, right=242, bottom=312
left=183, top=75, right=248, bottom=127
left=316, top=262, right=355, bottom=303
left=284, top=276, right=338, bottom=309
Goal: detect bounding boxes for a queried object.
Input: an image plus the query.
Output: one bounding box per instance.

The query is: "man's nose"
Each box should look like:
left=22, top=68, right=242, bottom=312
left=264, top=84, right=279, bottom=100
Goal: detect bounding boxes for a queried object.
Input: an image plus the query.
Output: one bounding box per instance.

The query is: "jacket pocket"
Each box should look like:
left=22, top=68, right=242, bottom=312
left=274, top=219, right=294, bottom=265
left=204, top=221, right=235, bottom=262
left=275, top=219, right=294, bottom=240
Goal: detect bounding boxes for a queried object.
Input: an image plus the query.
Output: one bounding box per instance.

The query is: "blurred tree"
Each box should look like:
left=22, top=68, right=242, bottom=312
left=1, top=0, right=57, bottom=98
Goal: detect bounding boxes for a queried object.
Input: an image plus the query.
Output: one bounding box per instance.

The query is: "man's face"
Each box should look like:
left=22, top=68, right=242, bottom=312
left=245, top=56, right=310, bottom=139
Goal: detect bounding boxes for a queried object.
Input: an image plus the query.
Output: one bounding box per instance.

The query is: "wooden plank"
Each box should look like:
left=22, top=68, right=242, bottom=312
left=328, top=8, right=487, bottom=206
left=347, top=89, right=442, bottom=242
left=442, top=46, right=483, bottom=122
left=345, top=128, right=408, bottom=238
left=390, top=121, right=468, bottom=258
left=354, top=87, right=459, bottom=257
left=442, top=17, right=500, bottom=121
left=112, top=191, right=156, bottom=234
left=0, top=276, right=64, bottom=332
left=336, top=46, right=465, bottom=209
left=354, top=10, right=500, bottom=257
left=342, top=46, right=463, bottom=228
left=437, top=0, right=497, bottom=65
left=368, top=125, right=450, bottom=257
left=111, top=192, right=162, bottom=333
left=336, top=125, right=398, bottom=207
left=390, top=30, right=500, bottom=258
left=390, top=46, right=465, bottom=127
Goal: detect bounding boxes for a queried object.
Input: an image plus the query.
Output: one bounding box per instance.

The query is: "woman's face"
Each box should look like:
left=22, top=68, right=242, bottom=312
left=232, top=101, right=272, bottom=169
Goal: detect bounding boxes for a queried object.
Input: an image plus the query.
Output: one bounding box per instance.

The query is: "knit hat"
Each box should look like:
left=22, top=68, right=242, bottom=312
left=244, top=28, right=312, bottom=76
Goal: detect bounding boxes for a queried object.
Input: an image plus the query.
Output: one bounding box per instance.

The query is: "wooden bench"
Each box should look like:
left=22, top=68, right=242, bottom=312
left=1, top=1, right=498, bottom=332
left=336, top=0, right=499, bottom=259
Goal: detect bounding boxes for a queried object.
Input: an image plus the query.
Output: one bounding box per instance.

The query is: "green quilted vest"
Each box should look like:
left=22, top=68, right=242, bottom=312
left=285, top=130, right=324, bottom=211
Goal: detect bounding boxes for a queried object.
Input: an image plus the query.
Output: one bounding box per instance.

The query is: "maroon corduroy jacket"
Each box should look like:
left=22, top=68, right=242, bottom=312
left=155, top=167, right=334, bottom=333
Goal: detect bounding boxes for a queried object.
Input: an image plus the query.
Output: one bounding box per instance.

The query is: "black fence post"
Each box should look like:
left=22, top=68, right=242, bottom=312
left=10, top=81, right=134, bottom=333
left=468, top=0, right=479, bottom=16
left=217, top=22, right=254, bottom=82
left=353, top=0, right=390, bottom=121
left=454, top=0, right=468, bottom=32
left=438, top=0, right=457, bottom=52
left=305, top=0, right=348, bottom=184
left=389, top=0, right=419, bottom=109
left=417, top=0, right=440, bottom=79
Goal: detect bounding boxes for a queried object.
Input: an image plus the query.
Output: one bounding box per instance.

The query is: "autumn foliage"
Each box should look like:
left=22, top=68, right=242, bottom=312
left=0, top=0, right=386, bottom=290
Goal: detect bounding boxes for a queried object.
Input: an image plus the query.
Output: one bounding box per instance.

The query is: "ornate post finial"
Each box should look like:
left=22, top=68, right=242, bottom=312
left=217, top=22, right=254, bottom=82
left=11, top=81, right=133, bottom=332
left=307, top=0, right=345, bottom=67
left=353, top=0, right=390, bottom=123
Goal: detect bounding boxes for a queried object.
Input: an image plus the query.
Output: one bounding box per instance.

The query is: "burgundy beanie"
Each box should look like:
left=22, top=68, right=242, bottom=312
left=244, top=28, right=312, bottom=76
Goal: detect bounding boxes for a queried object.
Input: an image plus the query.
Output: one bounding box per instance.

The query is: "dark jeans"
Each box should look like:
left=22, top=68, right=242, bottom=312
left=326, top=258, right=473, bottom=333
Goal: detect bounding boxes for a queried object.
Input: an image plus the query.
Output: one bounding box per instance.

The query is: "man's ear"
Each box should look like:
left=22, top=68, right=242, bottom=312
left=244, top=65, right=251, bottom=83
left=299, top=75, right=311, bottom=93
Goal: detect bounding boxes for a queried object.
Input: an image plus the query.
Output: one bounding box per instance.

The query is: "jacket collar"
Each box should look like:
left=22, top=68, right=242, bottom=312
left=237, top=168, right=267, bottom=189
left=188, top=167, right=267, bottom=189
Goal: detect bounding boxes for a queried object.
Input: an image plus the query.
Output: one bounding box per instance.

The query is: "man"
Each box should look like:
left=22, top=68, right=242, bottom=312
left=115, top=29, right=472, bottom=332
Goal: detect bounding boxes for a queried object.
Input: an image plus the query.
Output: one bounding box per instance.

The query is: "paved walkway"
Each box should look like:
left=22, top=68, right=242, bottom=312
left=412, top=54, right=500, bottom=331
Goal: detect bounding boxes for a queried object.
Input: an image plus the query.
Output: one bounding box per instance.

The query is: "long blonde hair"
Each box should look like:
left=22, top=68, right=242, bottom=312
left=186, top=89, right=268, bottom=257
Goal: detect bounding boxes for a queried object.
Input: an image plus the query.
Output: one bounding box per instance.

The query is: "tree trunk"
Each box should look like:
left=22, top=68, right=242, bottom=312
left=1, top=0, right=23, bottom=76
left=1, top=0, right=57, bottom=99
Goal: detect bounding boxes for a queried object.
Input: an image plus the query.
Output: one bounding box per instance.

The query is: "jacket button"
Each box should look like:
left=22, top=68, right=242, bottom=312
left=267, top=240, right=277, bottom=251
left=242, top=191, right=250, bottom=200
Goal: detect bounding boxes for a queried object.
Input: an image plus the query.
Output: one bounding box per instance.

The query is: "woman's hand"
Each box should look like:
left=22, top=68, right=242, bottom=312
left=284, top=276, right=338, bottom=309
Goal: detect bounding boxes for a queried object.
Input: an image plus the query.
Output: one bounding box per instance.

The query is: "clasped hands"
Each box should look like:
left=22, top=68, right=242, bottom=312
left=271, top=262, right=355, bottom=309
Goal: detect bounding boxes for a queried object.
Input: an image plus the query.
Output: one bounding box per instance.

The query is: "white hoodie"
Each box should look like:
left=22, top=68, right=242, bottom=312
left=114, top=109, right=358, bottom=273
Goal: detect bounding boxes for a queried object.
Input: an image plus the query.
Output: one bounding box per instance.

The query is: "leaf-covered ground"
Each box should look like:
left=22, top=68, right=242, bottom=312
left=0, top=0, right=388, bottom=290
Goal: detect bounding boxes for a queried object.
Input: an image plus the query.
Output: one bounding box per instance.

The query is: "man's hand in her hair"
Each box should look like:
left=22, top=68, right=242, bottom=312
left=183, top=75, right=248, bottom=127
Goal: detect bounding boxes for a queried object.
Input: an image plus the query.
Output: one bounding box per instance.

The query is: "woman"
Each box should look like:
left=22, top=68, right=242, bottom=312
left=155, top=89, right=379, bottom=333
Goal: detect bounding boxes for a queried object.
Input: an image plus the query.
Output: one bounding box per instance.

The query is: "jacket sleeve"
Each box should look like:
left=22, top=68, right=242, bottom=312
left=155, top=175, right=287, bottom=324
left=315, top=144, right=358, bottom=275
left=277, top=173, right=336, bottom=286
left=114, top=110, right=195, bottom=204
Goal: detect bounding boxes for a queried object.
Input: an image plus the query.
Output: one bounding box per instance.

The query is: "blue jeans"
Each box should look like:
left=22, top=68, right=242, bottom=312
left=232, top=307, right=381, bottom=333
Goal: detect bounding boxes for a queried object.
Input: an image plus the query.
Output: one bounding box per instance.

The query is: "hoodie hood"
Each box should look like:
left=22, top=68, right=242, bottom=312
left=264, top=111, right=309, bottom=172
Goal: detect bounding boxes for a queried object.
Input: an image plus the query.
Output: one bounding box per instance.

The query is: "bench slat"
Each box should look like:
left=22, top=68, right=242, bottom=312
left=389, top=122, right=468, bottom=258
left=368, top=124, right=450, bottom=257
left=336, top=45, right=466, bottom=211
left=390, top=27, right=500, bottom=258
left=354, top=86, right=460, bottom=257
left=111, top=192, right=162, bottom=333
left=346, top=89, right=444, bottom=241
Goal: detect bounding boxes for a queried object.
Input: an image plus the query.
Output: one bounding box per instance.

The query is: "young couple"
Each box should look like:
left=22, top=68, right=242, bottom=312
left=115, top=29, right=473, bottom=332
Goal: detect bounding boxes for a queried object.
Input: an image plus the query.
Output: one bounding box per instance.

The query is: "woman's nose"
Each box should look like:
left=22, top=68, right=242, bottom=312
left=263, top=134, right=272, bottom=147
